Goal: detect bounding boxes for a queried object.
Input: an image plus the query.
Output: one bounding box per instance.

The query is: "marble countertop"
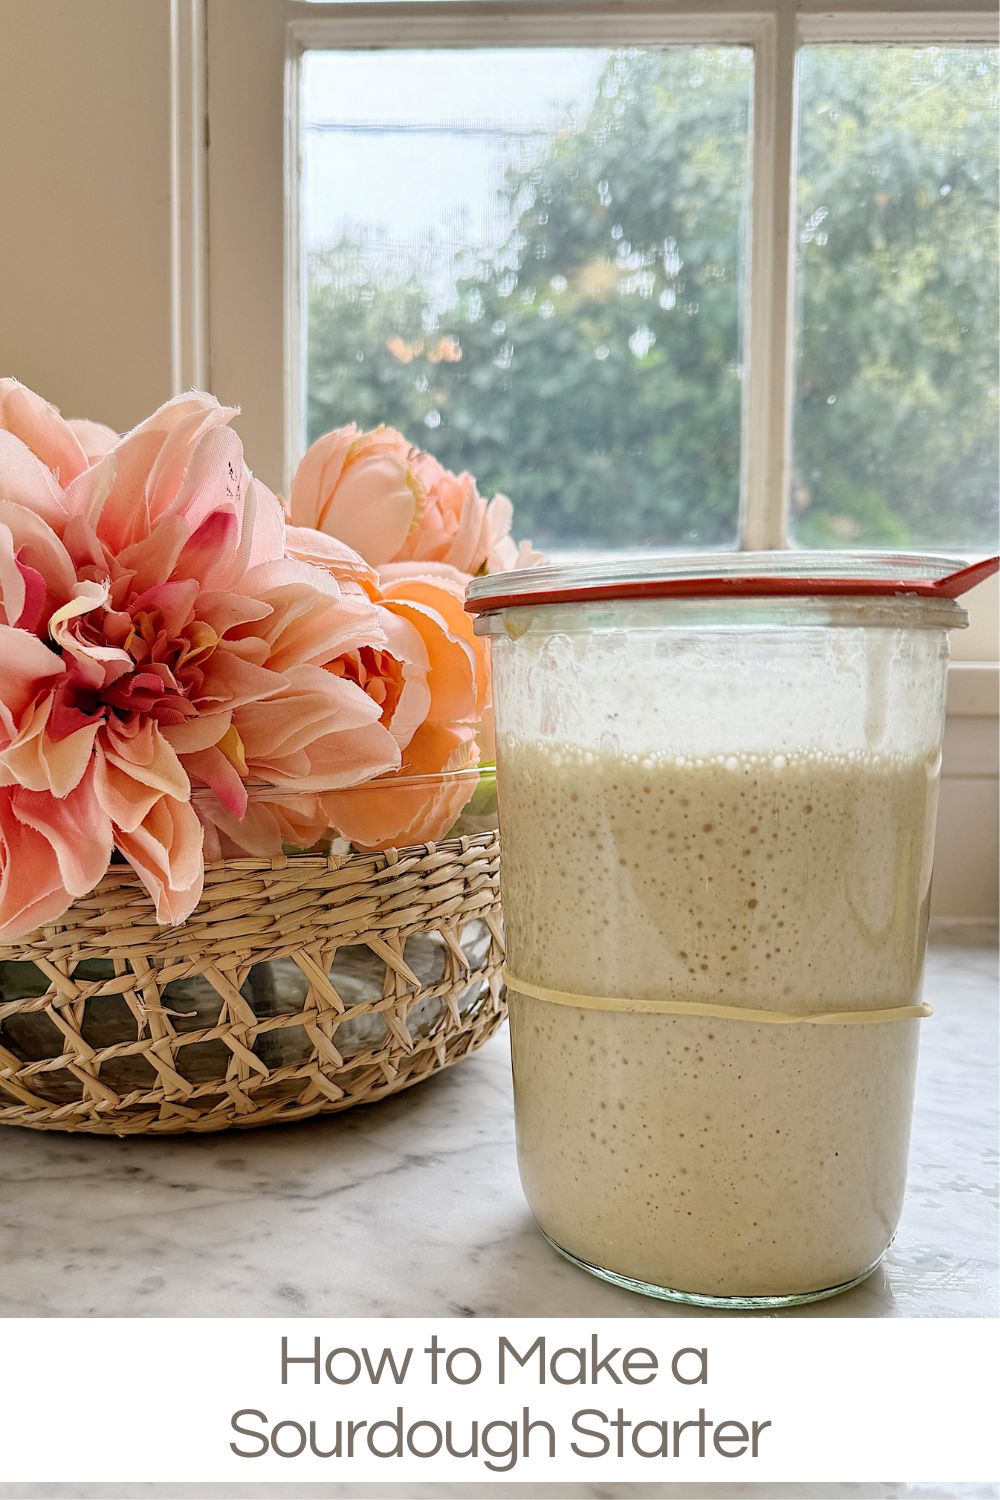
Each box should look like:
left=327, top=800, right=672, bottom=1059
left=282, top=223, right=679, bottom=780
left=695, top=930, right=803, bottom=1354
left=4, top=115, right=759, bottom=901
left=0, top=931, right=995, bottom=1320
left=0, top=1484, right=996, bottom=1500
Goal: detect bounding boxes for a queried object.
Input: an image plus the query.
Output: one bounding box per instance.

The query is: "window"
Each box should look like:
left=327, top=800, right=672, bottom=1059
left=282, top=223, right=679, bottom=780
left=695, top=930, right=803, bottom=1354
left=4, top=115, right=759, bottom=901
left=206, top=0, right=999, bottom=574
left=200, top=0, right=997, bottom=910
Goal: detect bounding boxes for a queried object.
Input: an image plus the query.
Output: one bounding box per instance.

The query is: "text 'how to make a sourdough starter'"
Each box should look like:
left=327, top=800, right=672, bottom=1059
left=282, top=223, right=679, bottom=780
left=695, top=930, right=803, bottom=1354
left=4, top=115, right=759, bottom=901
left=230, top=1335, right=773, bottom=1473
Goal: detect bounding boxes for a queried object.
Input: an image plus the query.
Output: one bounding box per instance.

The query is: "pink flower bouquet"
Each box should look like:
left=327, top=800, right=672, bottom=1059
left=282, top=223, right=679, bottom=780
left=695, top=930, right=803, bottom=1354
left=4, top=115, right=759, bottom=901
left=0, top=384, right=540, bottom=941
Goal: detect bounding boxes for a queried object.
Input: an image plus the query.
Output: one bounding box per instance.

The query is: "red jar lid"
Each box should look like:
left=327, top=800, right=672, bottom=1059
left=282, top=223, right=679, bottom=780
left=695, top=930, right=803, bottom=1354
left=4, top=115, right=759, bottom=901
left=465, top=551, right=999, bottom=614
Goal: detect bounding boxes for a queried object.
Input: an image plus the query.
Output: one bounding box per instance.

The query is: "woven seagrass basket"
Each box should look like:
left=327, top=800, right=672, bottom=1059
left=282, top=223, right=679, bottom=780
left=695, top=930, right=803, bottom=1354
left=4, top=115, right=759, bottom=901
left=0, top=819, right=505, bottom=1136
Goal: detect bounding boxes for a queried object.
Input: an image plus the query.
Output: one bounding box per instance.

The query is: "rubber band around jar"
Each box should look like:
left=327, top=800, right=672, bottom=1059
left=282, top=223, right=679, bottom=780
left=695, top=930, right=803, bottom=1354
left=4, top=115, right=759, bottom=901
left=502, top=969, right=932, bottom=1025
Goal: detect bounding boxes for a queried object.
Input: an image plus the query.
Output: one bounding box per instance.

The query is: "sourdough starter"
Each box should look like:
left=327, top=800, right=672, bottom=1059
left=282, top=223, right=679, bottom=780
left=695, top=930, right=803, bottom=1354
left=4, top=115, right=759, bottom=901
left=501, top=740, right=937, bottom=1299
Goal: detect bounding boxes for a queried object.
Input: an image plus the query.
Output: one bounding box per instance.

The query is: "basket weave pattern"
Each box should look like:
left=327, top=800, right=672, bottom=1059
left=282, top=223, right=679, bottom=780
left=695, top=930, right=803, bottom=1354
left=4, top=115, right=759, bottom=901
left=0, top=832, right=505, bottom=1135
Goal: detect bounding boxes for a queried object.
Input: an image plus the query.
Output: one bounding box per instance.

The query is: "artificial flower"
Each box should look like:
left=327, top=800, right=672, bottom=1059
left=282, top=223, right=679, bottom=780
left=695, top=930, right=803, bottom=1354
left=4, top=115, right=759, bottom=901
left=289, top=422, right=542, bottom=577
left=285, top=535, right=489, bottom=847
left=321, top=722, right=480, bottom=851
left=0, top=378, right=90, bottom=498
left=0, top=382, right=401, bottom=936
left=400, top=451, right=490, bottom=573
left=0, top=381, right=540, bottom=929
left=288, top=423, right=421, bottom=565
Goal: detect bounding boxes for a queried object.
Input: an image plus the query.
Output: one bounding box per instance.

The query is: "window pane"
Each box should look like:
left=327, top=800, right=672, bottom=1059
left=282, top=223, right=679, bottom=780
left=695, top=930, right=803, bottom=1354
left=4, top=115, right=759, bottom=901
left=792, top=47, right=999, bottom=550
left=302, top=48, right=752, bottom=552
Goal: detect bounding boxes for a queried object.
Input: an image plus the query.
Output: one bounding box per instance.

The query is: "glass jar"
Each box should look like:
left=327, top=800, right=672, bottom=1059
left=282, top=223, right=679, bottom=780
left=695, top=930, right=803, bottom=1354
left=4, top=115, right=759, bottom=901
left=468, top=552, right=992, bottom=1307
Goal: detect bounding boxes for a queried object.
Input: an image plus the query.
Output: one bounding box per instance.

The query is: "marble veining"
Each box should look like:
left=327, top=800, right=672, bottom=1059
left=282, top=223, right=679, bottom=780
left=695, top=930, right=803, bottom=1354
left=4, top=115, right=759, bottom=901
left=0, top=933, right=995, bottom=1320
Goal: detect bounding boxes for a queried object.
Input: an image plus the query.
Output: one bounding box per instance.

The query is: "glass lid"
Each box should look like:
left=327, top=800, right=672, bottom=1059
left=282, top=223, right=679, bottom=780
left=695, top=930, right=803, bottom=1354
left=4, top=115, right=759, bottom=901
left=465, top=550, right=999, bottom=613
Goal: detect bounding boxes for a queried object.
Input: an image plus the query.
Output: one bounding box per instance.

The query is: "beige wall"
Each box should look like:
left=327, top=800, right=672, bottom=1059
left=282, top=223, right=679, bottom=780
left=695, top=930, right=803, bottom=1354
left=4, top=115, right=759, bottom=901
left=0, top=0, right=175, bottom=432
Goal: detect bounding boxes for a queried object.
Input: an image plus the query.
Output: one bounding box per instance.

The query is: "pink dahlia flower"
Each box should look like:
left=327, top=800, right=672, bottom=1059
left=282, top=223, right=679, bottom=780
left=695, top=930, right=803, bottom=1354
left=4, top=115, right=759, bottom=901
left=0, top=381, right=401, bottom=936
left=67, top=418, right=119, bottom=466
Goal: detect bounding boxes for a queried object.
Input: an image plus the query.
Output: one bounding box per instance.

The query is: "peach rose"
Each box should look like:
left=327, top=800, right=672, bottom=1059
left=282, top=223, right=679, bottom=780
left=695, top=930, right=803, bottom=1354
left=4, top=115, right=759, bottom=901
left=323, top=562, right=489, bottom=846
left=393, top=451, right=490, bottom=572
left=376, top=562, right=489, bottom=727
left=285, top=529, right=491, bottom=847
left=286, top=525, right=432, bottom=758
left=320, top=722, right=479, bottom=850
left=289, top=423, right=544, bottom=576
left=288, top=424, right=422, bottom=565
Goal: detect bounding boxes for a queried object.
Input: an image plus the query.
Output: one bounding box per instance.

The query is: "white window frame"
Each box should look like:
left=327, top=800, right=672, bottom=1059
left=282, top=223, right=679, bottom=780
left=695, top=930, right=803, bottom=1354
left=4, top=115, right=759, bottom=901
left=192, top=0, right=997, bottom=918
left=198, top=0, right=998, bottom=663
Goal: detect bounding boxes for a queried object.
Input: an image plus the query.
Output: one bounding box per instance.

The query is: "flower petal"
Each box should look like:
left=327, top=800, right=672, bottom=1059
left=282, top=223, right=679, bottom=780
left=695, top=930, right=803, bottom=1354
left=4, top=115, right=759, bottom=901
left=236, top=667, right=401, bottom=789
left=288, top=425, right=356, bottom=529
left=0, top=379, right=88, bottom=487
left=67, top=418, right=119, bottom=465
left=322, top=723, right=479, bottom=850
left=49, top=581, right=132, bottom=686
left=0, top=626, right=65, bottom=747
left=94, top=722, right=190, bottom=831
left=232, top=477, right=287, bottom=576
left=0, top=692, right=99, bottom=797
left=183, top=739, right=249, bottom=819
left=0, top=430, right=69, bottom=530
left=377, top=585, right=483, bottom=725
left=285, top=525, right=380, bottom=592
left=0, top=501, right=79, bottom=608
left=195, top=790, right=327, bottom=861
left=12, top=776, right=113, bottom=898
left=290, top=426, right=420, bottom=563
left=114, top=796, right=205, bottom=925
left=0, top=788, right=74, bottom=938
left=372, top=605, right=430, bottom=753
